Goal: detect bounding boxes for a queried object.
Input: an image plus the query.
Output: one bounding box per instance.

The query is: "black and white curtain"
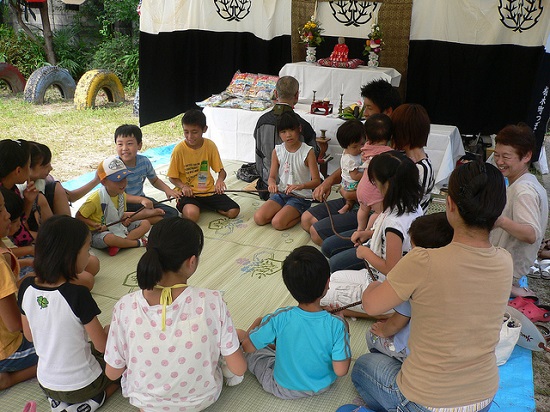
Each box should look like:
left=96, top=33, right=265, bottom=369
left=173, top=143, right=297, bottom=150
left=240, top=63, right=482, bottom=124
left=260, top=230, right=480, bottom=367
left=407, top=0, right=550, bottom=137
left=139, top=0, right=292, bottom=126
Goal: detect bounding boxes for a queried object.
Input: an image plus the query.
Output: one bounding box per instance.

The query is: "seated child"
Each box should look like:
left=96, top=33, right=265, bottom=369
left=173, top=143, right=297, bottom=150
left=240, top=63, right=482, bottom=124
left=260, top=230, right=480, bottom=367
left=0, top=189, right=38, bottom=390
left=336, top=119, right=366, bottom=214
left=238, top=246, right=351, bottom=399
left=76, top=156, right=151, bottom=257
left=167, top=109, right=240, bottom=222
left=367, top=212, right=453, bottom=361
left=114, top=124, right=180, bottom=223
left=254, top=111, right=321, bottom=230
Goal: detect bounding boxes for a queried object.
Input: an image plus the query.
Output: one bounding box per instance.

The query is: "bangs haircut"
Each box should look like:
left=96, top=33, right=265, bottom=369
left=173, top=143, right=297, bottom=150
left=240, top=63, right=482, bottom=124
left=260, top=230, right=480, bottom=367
left=282, top=246, right=330, bottom=304
left=391, top=104, right=431, bottom=150
left=336, top=119, right=366, bottom=148
left=29, top=142, right=52, bottom=167
left=276, top=111, right=301, bottom=133
left=0, top=139, right=30, bottom=179
left=368, top=150, right=422, bottom=215
left=495, top=123, right=535, bottom=160
left=34, top=215, right=90, bottom=283
left=115, top=124, right=143, bottom=144
left=182, top=109, right=207, bottom=129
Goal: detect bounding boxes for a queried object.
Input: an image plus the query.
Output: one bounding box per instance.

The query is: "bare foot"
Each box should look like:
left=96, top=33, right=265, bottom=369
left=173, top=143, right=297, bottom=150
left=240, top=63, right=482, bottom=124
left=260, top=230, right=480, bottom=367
left=338, top=204, right=350, bottom=214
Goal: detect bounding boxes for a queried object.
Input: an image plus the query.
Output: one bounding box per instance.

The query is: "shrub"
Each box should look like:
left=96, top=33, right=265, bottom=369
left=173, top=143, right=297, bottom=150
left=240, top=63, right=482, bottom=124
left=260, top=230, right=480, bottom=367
left=53, top=27, right=91, bottom=80
left=90, top=33, right=138, bottom=90
left=0, top=25, right=47, bottom=78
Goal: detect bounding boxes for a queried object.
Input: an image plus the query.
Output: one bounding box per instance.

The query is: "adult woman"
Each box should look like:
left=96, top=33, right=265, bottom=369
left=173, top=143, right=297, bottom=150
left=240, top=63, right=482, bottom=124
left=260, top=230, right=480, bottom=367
left=490, top=124, right=548, bottom=296
left=353, top=161, right=512, bottom=411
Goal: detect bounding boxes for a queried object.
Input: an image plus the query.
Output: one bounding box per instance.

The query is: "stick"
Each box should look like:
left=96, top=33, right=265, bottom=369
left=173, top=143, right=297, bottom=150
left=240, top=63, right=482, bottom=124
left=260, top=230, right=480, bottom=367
left=329, top=300, right=363, bottom=313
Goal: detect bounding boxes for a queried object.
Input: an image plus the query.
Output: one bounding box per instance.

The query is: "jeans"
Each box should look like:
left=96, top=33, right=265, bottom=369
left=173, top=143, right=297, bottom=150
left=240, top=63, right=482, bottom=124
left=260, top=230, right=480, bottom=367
left=351, top=353, right=492, bottom=412
left=322, top=230, right=365, bottom=272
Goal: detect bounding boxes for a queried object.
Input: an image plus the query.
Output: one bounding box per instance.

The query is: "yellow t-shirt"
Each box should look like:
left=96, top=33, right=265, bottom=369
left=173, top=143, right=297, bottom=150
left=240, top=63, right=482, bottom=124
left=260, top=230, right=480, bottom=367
left=78, top=190, right=127, bottom=230
left=166, top=139, right=223, bottom=196
left=0, top=248, right=22, bottom=360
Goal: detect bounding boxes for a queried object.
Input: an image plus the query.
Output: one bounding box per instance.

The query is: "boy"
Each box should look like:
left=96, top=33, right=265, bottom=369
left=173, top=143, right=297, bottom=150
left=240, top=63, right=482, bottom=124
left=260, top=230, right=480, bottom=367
left=114, top=124, right=180, bottom=224
left=76, top=156, right=151, bottom=256
left=167, top=109, right=239, bottom=222
left=238, top=246, right=351, bottom=399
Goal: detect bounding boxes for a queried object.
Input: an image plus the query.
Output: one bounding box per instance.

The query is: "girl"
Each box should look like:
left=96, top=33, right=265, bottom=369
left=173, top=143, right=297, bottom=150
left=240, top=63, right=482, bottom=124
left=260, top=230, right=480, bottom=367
left=336, top=119, right=366, bottom=214
left=104, top=217, right=247, bottom=412
left=254, top=111, right=321, bottom=230
left=0, top=190, right=38, bottom=390
left=321, top=151, right=423, bottom=316
left=18, top=216, right=117, bottom=411
left=0, top=139, right=38, bottom=246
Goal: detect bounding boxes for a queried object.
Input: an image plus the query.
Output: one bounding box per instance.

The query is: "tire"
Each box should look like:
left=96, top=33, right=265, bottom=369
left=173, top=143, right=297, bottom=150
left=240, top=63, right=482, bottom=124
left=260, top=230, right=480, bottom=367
left=133, top=86, right=139, bottom=117
left=0, top=63, right=26, bottom=93
left=74, top=69, right=125, bottom=110
left=24, top=66, right=76, bottom=104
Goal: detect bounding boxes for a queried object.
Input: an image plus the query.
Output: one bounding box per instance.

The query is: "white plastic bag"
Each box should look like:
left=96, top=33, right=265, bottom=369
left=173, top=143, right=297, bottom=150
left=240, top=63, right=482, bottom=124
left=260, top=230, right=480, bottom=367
left=495, top=312, right=521, bottom=366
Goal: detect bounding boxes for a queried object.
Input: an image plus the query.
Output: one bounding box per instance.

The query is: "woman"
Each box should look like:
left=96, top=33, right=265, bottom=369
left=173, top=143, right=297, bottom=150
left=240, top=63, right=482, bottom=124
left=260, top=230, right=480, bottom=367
left=353, top=161, right=512, bottom=411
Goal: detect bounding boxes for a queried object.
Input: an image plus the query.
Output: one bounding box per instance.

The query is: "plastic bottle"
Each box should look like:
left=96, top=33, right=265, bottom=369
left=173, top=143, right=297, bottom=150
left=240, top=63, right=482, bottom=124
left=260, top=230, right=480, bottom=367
left=197, top=160, right=208, bottom=189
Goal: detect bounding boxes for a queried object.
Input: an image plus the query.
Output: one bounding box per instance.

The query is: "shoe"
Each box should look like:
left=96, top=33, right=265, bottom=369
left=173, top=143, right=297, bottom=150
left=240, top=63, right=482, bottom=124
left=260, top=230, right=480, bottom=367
left=48, top=397, right=70, bottom=412
left=108, top=246, right=120, bottom=256
left=539, top=260, right=550, bottom=280
left=527, top=265, right=541, bottom=279
left=509, top=296, right=540, bottom=309
left=64, top=391, right=106, bottom=412
left=517, top=301, right=550, bottom=323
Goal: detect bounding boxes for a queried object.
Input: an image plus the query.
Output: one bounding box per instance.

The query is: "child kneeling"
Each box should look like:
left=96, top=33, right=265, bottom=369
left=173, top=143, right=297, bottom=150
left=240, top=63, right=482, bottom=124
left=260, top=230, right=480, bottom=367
left=238, top=246, right=350, bottom=399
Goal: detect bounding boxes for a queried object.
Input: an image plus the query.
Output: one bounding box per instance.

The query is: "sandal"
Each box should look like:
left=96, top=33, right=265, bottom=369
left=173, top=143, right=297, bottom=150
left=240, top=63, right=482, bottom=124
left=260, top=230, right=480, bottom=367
left=508, top=296, right=539, bottom=309
left=518, top=301, right=550, bottom=323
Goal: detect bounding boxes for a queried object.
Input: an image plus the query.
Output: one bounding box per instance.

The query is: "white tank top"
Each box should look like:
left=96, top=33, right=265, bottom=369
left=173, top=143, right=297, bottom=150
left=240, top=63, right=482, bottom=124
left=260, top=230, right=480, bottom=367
left=275, top=142, right=313, bottom=198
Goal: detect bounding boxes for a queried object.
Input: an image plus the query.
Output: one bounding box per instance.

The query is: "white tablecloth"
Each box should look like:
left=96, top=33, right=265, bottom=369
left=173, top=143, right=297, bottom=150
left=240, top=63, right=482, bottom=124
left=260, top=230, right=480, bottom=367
left=203, top=104, right=464, bottom=190
left=279, top=62, right=401, bottom=104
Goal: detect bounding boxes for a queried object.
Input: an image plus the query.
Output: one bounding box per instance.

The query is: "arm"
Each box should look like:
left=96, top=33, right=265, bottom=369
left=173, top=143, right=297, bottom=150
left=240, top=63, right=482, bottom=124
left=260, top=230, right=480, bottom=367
left=75, top=210, right=104, bottom=232
left=351, top=206, right=376, bottom=245
left=22, top=181, right=39, bottom=218
left=267, top=150, right=279, bottom=194
left=106, top=364, right=125, bottom=381
left=494, top=216, right=537, bottom=244
left=285, top=150, right=321, bottom=194
left=150, top=176, right=181, bottom=200
left=362, top=280, right=404, bottom=316
left=65, top=174, right=100, bottom=202
left=214, top=169, right=227, bottom=194
left=84, top=317, right=108, bottom=353
left=125, top=195, right=154, bottom=210
left=224, top=348, right=247, bottom=376
left=169, top=177, right=193, bottom=197
left=312, top=168, right=342, bottom=201
left=0, top=294, right=22, bottom=332
left=348, top=168, right=363, bottom=182
left=9, top=245, right=35, bottom=258
left=356, top=230, right=403, bottom=274
left=332, top=358, right=351, bottom=377
left=370, top=312, right=410, bottom=338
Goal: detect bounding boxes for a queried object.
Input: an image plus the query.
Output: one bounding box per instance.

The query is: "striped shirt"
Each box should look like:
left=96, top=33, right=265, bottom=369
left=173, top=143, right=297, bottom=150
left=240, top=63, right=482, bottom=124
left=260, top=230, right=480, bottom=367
left=417, top=157, right=435, bottom=213
left=121, top=154, right=157, bottom=196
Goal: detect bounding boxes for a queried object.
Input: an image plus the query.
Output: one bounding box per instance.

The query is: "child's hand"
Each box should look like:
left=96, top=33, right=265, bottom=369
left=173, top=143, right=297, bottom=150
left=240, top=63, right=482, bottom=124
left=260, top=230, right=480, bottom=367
left=351, top=230, right=372, bottom=246
left=93, top=223, right=107, bottom=232
left=327, top=303, right=345, bottom=319
left=23, top=181, right=39, bottom=203
left=285, top=184, right=301, bottom=194
left=141, top=198, right=154, bottom=209
left=370, top=320, right=388, bottom=337
left=268, top=183, right=278, bottom=194
left=122, top=217, right=132, bottom=227
left=180, top=185, right=193, bottom=197
left=215, top=180, right=226, bottom=194
left=165, top=187, right=181, bottom=200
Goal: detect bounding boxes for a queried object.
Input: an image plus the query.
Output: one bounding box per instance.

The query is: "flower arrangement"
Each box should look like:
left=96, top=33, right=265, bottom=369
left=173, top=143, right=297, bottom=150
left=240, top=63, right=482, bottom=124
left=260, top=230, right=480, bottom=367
left=363, top=23, right=384, bottom=55
left=299, top=16, right=324, bottom=47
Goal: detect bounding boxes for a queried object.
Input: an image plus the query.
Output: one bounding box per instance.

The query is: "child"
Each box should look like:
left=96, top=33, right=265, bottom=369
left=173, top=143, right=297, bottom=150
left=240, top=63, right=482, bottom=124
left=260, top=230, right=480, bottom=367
left=76, top=156, right=151, bottom=257
left=336, top=119, right=366, bottom=214
left=114, top=124, right=180, bottom=223
left=167, top=109, right=239, bottom=222
left=18, top=216, right=118, bottom=411
left=368, top=212, right=453, bottom=361
left=104, top=217, right=247, bottom=411
left=0, top=190, right=38, bottom=390
left=254, top=111, right=321, bottom=230
left=0, top=139, right=38, bottom=247
left=321, top=151, right=423, bottom=315
left=238, top=246, right=351, bottom=399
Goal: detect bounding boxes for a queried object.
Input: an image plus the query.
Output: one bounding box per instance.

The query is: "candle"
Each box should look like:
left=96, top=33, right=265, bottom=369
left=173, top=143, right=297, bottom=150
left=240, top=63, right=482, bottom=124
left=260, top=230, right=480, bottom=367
left=341, top=84, right=344, bottom=94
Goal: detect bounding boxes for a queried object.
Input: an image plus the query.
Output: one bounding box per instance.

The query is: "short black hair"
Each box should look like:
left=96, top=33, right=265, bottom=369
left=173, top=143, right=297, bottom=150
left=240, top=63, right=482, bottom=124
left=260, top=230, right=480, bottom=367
left=29, top=142, right=52, bottom=168
left=0, top=139, right=30, bottom=179
left=448, top=161, right=506, bottom=230
left=495, top=123, right=535, bottom=161
left=282, top=246, right=330, bottom=304
left=336, top=119, right=366, bottom=149
left=114, top=124, right=143, bottom=144
left=137, top=217, right=204, bottom=290
left=34, top=215, right=90, bottom=283
left=368, top=150, right=422, bottom=215
left=0, top=187, right=24, bottom=221
left=182, top=109, right=207, bottom=129
left=360, top=79, right=402, bottom=113
left=364, top=113, right=392, bottom=144
left=409, top=212, right=453, bottom=249
left=276, top=110, right=301, bottom=133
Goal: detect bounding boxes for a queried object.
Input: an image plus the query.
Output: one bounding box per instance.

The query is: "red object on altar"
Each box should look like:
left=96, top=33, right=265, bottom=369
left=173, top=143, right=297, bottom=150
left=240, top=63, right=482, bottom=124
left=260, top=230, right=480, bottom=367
left=329, top=42, right=349, bottom=63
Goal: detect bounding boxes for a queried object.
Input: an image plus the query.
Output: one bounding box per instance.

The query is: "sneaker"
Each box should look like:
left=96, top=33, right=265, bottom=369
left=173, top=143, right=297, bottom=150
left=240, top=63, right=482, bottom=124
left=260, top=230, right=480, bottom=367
left=542, top=270, right=550, bottom=280
left=48, top=397, right=69, bottom=412
left=64, top=391, right=106, bottom=412
left=527, top=265, right=541, bottom=279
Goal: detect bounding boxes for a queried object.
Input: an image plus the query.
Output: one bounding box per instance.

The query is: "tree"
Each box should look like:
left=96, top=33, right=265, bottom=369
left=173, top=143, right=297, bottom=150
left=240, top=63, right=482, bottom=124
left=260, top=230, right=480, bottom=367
left=8, top=0, right=56, bottom=65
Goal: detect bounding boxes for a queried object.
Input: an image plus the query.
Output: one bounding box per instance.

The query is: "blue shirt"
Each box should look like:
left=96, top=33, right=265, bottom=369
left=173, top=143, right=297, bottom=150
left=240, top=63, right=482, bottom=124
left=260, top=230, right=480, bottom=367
left=249, top=306, right=350, bottom=392
left=121, top=154, right=156, bottom=196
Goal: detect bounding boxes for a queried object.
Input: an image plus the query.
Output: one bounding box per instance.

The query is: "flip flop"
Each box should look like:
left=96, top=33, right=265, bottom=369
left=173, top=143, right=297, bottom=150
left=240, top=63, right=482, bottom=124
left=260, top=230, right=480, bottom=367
left=518, top=301, right=550, bottom=323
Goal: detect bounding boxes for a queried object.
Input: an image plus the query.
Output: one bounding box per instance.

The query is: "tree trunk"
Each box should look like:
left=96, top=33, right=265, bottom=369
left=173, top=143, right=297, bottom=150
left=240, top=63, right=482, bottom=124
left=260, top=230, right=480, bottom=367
left=39, top=1, right=56, bottom=65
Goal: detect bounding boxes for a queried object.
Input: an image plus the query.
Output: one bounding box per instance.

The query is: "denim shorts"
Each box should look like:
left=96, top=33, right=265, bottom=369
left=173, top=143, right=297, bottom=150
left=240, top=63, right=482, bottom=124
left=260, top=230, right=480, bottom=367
left=270, top=193, right=311, bottom=215
left=0, top=336, right=38, bottom=373
left=91, top=221, right=142, bottom=249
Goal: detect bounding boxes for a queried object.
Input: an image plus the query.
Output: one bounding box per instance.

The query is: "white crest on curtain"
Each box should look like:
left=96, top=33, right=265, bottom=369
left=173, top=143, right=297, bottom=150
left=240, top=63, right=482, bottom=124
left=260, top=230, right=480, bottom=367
left=411, top=0, right=550, bottom=46
left=317, top=1, right=381, bottom=39
left=140, top=0, right=291, bottom=39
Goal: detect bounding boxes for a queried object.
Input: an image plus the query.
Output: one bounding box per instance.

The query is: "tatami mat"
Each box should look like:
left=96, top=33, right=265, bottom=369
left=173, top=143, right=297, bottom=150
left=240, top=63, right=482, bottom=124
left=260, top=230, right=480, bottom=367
left=0, top=155, right=535, bottom=411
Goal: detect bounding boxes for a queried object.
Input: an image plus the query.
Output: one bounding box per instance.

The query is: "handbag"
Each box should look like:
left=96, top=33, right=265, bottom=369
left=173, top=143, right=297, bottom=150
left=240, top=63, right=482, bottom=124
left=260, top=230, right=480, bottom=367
left=495, top=312, right=521, bottom=366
